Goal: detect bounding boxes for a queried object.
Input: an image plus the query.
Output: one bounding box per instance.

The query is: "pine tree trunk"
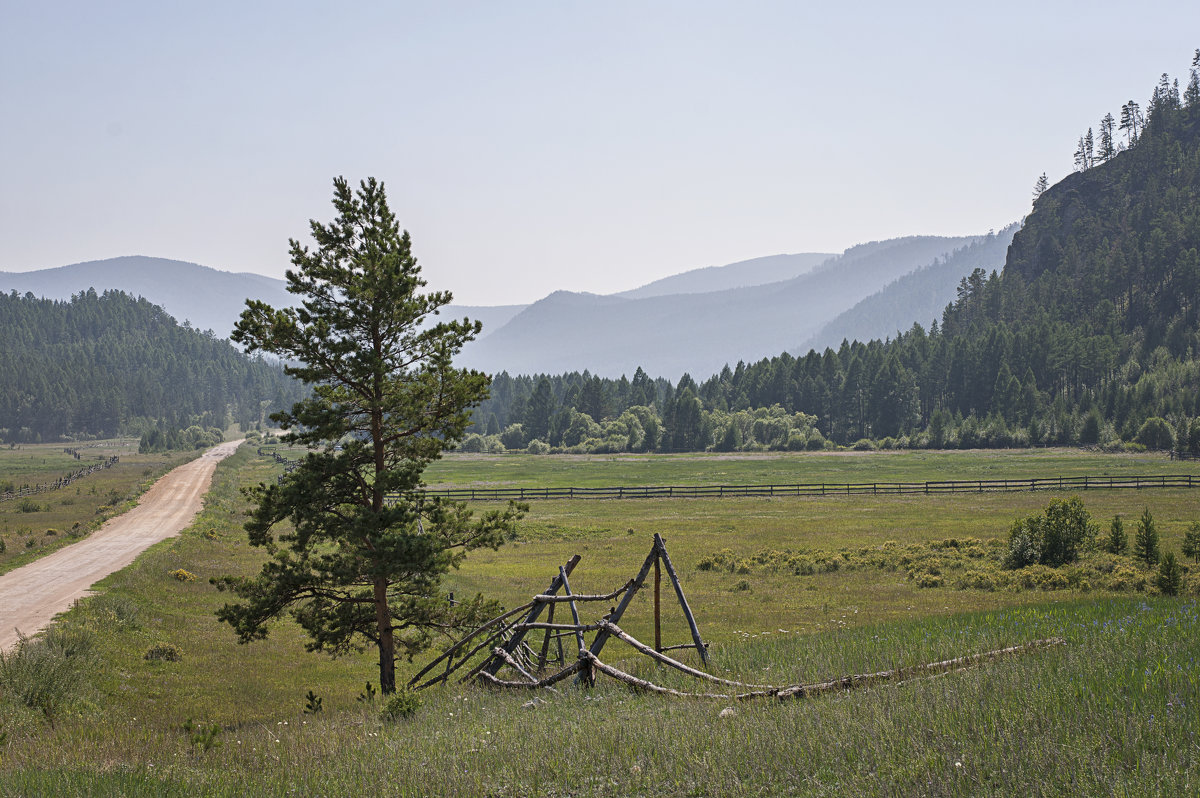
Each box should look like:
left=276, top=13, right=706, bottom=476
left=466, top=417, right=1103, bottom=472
left=376, top=577, right=396, bottom=693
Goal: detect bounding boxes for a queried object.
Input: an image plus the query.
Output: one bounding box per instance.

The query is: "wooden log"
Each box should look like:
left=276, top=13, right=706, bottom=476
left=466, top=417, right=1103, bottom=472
left=559, top=566, right=586, bottom=655
left=536, top=601, right=555, bottom=673
left=599, top=621, right=771, bottom=688
left=531, top=583, right=631, bottom=603
left=491, top=646, right=538, bottom=684
left=654, top=555, right=661, bottom=652
left=407, top=599, right=536, bottom=687
left=654, top=533, right=708, bottom=665
left=581, top=638, right=1065, bottom=701
left=476, top=659, right=584, bottom=690
left=584, top=546, right=658, bottom=666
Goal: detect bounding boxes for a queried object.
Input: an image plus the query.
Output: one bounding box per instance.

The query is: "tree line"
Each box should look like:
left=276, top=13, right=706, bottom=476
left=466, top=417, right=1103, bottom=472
left=469, top=59, right=1200, bottom=455
left=0, top=288, right=304, bottom=443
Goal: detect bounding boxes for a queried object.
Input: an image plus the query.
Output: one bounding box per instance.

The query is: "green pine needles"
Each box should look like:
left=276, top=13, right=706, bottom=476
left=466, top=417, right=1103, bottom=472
left=214, top=177, right=523, bottom=694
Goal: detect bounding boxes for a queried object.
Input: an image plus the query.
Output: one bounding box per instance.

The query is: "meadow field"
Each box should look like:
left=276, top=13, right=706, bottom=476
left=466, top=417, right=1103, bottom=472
left=1, top=445, right=1197, bottom=795
left=0, top=440, right=200, bottom=574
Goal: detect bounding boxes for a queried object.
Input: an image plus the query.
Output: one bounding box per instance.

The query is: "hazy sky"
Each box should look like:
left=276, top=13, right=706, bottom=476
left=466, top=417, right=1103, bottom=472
left=2, top=2, right=1197, bottom=305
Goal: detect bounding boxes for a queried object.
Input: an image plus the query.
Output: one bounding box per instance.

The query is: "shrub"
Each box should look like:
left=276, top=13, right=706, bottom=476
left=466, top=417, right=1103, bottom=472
left=0, top=626, right=95, bottom=721
left=1003, top=496, right=1094, bottom=569
left=17, top=499, right=43, bottom=513
left=169, top=568, right=197, bottom=582
left=526, top=439, right=551, bottom=455
left=382, top=690, right=421, bottom=720
left=956, top=569, right=998, bottom=591
left=144, top=643, right=182, bottom=662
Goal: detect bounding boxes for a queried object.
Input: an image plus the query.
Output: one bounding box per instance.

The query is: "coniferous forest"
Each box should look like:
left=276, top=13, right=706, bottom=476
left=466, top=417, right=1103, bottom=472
left=468, top=58, right=1200, bottom=455
left=0, top=289, right=303, bottom=444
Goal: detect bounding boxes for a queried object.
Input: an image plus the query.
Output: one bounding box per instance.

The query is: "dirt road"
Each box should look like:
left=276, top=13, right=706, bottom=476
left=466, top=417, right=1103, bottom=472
left=0, top=439, right=244, bottom=652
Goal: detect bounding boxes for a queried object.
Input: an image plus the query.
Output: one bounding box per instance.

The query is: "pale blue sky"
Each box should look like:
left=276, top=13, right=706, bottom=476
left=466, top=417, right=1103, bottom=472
left=2, top=2, right=1197, bottom=304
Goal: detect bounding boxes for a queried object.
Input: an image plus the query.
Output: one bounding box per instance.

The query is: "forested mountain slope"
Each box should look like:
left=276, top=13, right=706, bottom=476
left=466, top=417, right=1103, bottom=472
left=799, top=225, right=1018, bottom=353
left=0, top=289, right=303, bottom=442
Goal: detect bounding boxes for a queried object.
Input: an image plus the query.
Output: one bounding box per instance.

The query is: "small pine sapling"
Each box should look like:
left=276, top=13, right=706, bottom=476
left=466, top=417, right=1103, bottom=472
left=1133, top=508, right=1159, bottom=567
left=1182, top=521, right=1200, bottom=563
left=1105, top=515, right=1128, bottom=554
left=1155, top=552, right=1183, bottom=596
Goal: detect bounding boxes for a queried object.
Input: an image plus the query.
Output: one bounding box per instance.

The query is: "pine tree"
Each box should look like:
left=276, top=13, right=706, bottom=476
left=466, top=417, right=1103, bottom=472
left=1185, top=50, right=1200, bottom=107
left=1182, top=521, right=1200, bottom=562
left=1032, top=173, right=1049, bottom=203
left=1105, top=515, right=1128, bottom=554
left=1119, top=100, right=1143, bottom=145
left=1155, top=552, right=1182, bottom=596
left=1133, top=507, right=1160, bottom=566
left=1097, top=113, right=1116, bottom=162
left=215, top=177, right=524, bottom=693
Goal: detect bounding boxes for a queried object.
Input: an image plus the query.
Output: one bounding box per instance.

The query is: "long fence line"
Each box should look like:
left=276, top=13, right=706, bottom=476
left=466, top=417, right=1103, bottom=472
left=0, top=455, right=121, bottom=503
left=254, top=448, right=1200, bottom=502
left=411, top=474, right=1200, bottom=501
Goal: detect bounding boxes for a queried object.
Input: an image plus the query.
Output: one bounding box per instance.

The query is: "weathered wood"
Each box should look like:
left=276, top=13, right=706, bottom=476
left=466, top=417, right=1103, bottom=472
left=654, top=533, right=707, bottom=665
left=492, top=646, right=539, bottom=684
left=559, top=566, right=586, bottom=655
left=599, top=621, right=770, bottom=688
left=512, top=621, right=607, bottom=632
left=483, top=555, right=580, bottom=677
left=583, top=546, right=657, bottom=666
left=531, top=583, right=630, bottom=603
left=407, top=600, right=535, bottom=687
left=476, top=659, right=584, bottom=690
left=661, top=642, right=707, bottom=653
left=654, top=555, right=661, bottom=652
left=582, top=638, right=1066, bottom=701
left=536, top=601, right=555, bottom=673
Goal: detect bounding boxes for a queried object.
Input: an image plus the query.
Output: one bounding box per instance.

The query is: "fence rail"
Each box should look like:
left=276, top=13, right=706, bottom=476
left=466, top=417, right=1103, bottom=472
left=406, top=474, right=1200, bottom=502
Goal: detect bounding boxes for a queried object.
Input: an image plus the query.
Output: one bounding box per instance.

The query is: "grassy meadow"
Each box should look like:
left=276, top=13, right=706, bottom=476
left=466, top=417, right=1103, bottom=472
left=0, top=440, right=200, bottom=574
left=1, top=446, right=1198, bottom=795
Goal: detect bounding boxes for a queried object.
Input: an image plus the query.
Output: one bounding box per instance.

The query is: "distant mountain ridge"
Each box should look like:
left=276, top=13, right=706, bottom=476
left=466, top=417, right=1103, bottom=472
left=460, top=234, right=982, bottom=378
left=614, top=252, right=832, bottom=299
left=6, top=235, right=986, bottom=380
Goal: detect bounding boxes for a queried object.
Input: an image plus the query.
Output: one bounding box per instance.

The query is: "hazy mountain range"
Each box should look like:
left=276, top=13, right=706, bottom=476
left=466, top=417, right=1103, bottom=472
left=2, top=232, right=1011, bottom=379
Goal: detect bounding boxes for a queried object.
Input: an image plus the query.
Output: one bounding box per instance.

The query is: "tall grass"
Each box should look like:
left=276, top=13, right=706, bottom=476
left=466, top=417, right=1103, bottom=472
left=2, top=447, right=1198, bottom=795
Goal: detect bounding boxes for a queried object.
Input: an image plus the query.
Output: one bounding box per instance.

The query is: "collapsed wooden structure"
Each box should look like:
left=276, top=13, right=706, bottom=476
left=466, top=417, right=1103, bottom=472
left=409, top=534, right=1065, bottom=700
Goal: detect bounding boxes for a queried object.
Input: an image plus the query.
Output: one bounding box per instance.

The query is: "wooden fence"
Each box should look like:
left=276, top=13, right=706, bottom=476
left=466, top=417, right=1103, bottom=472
left=410, top=474, right=1200, bottom=502
left=0, top=455, right=121, bottom=503
left=253, top=449, right=1200, bottom=502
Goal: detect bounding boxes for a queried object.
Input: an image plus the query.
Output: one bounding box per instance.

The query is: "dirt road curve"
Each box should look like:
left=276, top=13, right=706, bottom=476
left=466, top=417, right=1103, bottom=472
left=0, top=439, right=244, bottom=652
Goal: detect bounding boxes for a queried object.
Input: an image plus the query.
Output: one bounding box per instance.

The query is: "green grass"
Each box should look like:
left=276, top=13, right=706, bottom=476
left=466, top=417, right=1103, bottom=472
left=0, top=440, right=200, bottom=573
left=2, top=447, right=1198, bottom=795
left=424, top=447, right=1200, bottom=488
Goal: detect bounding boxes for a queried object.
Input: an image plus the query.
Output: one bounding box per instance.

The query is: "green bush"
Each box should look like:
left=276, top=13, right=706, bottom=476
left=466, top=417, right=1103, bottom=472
left=381, top=690, right=421, bottom=720
left=1003, top=496, right=1095, bottom=569
left=143, top=643, right=182, bottom=662
left=0, top=626, right=95, bottom=722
